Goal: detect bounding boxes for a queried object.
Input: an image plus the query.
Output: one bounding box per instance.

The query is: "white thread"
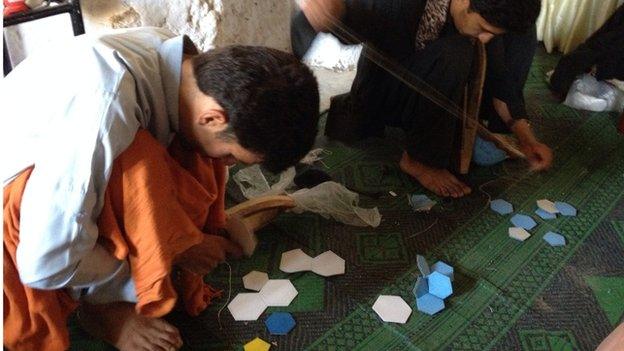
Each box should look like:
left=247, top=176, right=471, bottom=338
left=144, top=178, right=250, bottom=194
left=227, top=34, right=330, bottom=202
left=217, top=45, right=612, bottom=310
left=216, top=261, right=233, bottom=330
left=408, top=218, right=439, bottom=238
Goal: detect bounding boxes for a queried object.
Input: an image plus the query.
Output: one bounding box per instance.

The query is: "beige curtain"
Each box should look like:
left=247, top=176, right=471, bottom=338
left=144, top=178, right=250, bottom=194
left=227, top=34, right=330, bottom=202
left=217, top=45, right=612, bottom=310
left=537, top=0, right=624, bottom=54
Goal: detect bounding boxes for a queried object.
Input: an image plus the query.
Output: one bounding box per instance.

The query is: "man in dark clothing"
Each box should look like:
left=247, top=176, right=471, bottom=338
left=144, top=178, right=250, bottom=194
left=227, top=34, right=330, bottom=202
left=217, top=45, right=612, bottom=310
left=482, top=29, right=539, bottom=133
left=550, top=5, right=624, bottom=97
left=292, top=0, right=553, bottom=198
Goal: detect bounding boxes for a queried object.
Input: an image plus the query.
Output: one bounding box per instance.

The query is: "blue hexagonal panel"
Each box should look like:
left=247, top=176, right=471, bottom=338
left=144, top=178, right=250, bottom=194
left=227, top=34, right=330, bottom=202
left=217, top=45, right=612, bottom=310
left=265, top=312, right=296, bottom=335
left=416, top=255, right=430, bottom=276
left=543, top=232, right=566, bottom=247
left=535, top=208, right=556, bottom=220
left=428, top=271, right=453, bottom=299
left=554, top=202, right=577, bottom=217
left=416, top=294, right=445, bottom=316
left=412, top=277, right=429, bottom=299
left=431, top=261, right=454, bottom=281
left=510, top=214, right=537, bottom=230
left=490, top=199, right=513, bottom=215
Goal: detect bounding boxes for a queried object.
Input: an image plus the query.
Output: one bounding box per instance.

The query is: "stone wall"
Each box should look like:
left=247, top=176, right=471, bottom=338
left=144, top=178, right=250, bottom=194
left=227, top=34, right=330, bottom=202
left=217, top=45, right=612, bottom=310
left=4, top=0, right=294, bottom=67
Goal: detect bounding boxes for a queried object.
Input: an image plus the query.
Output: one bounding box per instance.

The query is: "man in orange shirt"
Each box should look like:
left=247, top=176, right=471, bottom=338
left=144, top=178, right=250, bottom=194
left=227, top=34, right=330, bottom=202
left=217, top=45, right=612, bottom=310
left=3, top=28, right=320, bottom=351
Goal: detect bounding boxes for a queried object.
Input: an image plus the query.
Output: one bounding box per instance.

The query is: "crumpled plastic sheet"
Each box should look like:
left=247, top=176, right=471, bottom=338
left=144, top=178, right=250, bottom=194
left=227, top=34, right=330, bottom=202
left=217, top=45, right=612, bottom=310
left=408, top=194, right=437, bottom=212
left=299, top=148, right=326, bottom=165
left=564, top=74, right=624, bottom=112
left=290, top=181, right=381, bottom=227
left=233, top=159, right=381, bottom=227
left=233, top=165, right=296, bottom=199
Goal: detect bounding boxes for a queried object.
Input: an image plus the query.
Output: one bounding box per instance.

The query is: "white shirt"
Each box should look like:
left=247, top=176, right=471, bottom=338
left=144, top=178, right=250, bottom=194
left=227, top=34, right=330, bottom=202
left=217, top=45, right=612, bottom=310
left=1, top=27, right=197, bottom=292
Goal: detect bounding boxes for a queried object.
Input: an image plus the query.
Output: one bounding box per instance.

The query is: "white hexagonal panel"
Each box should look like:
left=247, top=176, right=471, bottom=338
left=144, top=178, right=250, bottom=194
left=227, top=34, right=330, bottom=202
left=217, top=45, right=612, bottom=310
left=311, top=250, right=345, bottom=277
left=280, top=249, right=313, bottom=273
left=372, top=295, right=412, bottom=324
left=242, top=271, right=269, bottom=292
left=509, top=227, right=531, bottom=242
left=537, top=199, right=559, bottom=214
left=227, top=293, right=267, bottom=321
left=259, top=280, right=298, bottom=307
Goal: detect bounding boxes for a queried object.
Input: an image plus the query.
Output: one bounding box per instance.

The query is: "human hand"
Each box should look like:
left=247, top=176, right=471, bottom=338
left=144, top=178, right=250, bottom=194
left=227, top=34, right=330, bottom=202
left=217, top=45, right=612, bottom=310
left=510, top=119, right=553, bottom=171
left=174, top=234, right=242, bottom=276
left=300, top=0, right=346, bottom=32
left=225, top=214, right=258, bottom=258
left=520, top=141, right=553, bottom=171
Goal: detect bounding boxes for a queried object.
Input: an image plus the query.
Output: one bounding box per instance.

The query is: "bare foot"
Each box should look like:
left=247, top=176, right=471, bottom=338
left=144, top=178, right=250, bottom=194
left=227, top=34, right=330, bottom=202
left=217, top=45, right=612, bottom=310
left=399, top=152, right=471, bottom=198
left=78, top=302, right=183, bottom=351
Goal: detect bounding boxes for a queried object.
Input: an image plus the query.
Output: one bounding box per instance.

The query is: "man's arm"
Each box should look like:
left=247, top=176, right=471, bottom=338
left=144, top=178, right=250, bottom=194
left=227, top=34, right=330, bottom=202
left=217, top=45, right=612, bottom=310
left=485, top=32, right=535, bottom=122
left=299, top=0, right=347, bottom=33
left=292, top=0, right=390, bottom=57
left=486, top=31, right=553, bottom=171
left=492, top=99, right=553, bottom=171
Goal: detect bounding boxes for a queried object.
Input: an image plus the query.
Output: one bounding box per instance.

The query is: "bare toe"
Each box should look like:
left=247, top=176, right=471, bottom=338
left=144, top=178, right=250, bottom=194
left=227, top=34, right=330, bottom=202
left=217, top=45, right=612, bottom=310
left=450, top=179, right=470, bottom=196
left=437, top=185, right=449, bottom=197
left=448, top=183, right=463, bottom=198
left=400, top=152, right=471, bottom=198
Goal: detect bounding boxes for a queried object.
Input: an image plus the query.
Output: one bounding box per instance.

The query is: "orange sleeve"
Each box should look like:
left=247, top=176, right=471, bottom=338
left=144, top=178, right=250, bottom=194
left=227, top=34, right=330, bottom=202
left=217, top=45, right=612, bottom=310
left=99, top=131, right=229, bottom=318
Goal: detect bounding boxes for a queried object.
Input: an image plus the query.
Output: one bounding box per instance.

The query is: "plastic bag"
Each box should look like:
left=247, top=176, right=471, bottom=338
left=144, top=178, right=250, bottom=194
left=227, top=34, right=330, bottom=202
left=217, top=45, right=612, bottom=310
left=232, top=165, right=296, bottom=199
left=564, top=74, right=624, bottom=112
left=290, top=181, right=381, bottom=227
left=302, top=32, right=362, bottom=71
left=233, top=164, right=382, bottom=227
left=299, top=148, right=326, bottom=165
left=232, top=147, right=327, bottom=198
left=407, top=194, right=437, bottom=212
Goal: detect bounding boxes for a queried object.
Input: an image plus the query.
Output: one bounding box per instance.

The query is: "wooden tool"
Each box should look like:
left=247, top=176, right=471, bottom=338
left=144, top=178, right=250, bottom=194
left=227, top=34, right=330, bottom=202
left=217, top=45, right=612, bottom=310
left=458, top=40, right=487, bottom=174
left=225, top=195, right=296, bottom=257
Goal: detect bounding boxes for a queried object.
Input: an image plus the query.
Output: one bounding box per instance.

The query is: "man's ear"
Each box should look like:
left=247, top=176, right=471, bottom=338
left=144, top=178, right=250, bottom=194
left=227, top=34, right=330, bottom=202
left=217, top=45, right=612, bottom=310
left=199, top=109, right=228, bottom=127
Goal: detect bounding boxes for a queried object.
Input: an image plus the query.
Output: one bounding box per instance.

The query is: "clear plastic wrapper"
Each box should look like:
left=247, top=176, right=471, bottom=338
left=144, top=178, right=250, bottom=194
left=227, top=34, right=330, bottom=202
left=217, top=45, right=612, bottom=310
left=233, top=162, right=381, bottom=227
left=564, top=74, right=624, bottom=112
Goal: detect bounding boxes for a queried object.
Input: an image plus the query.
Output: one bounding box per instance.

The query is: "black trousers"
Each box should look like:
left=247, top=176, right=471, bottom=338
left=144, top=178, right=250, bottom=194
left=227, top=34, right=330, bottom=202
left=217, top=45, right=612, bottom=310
left=327, top=35, right=475, bottom=169
left=292, top=3, right=536, bottom=170
left=327, top=33, right=537, bottom=169
left=550, top=5, right=624, bottom=96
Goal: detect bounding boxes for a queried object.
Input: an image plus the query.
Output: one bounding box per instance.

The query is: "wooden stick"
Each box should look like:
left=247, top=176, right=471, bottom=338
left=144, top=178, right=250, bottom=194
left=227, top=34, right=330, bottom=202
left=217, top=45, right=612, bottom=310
left=225, top=195, right=295, bottom=229
left=225, top=195, right=295, bottom=256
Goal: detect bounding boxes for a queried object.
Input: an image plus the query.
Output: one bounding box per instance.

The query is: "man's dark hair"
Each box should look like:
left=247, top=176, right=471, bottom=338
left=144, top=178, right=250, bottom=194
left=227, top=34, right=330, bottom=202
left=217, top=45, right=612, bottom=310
left=192, top=46, right=320, bottom=173
left=470, top=0, right=541, bottom=33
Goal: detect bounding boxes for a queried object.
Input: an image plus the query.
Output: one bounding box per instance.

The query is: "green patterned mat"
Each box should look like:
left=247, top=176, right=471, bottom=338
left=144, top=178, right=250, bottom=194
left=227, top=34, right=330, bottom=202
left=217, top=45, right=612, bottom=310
left=69, top=49, right=624, bottom=351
